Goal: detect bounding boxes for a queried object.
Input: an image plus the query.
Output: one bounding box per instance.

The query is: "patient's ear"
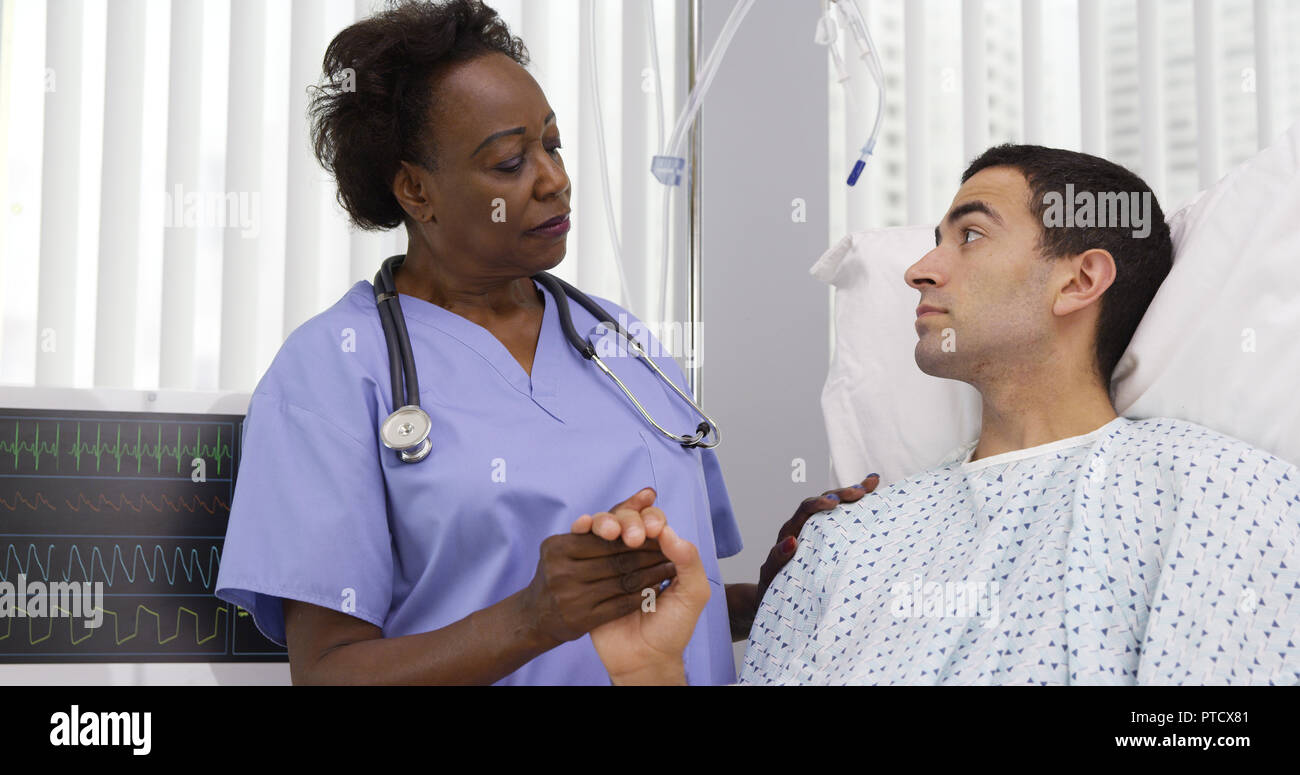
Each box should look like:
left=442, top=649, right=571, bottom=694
left=1053, top=248, right=1115, bottom=317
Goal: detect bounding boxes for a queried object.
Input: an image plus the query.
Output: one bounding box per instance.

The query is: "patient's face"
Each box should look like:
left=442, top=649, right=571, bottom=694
left=904, top=167, right=1058, bottom=384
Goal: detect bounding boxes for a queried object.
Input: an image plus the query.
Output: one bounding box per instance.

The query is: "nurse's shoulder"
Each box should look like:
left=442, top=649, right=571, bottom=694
left=247, top=281, right=388, bottom=445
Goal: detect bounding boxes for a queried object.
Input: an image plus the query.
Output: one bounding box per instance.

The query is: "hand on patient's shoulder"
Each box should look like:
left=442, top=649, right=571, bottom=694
left=757, top=473, right=881, bottom=599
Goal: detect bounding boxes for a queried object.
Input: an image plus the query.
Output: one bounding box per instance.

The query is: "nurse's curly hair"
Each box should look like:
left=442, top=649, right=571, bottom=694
left=308, top=0, right=529, bottom=231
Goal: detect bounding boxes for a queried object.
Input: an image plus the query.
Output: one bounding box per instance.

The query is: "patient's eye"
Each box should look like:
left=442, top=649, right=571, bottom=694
left=963, top=228, right=983, bottom=244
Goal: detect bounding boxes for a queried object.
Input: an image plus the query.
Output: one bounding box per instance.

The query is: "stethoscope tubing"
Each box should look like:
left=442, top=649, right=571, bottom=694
left=376, top=257, right=421, bottom=409
left=373, top=254, right=720, bottom=461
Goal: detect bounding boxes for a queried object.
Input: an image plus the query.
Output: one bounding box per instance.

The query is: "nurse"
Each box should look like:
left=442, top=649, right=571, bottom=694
left=214, top=0, right=875, bottom=685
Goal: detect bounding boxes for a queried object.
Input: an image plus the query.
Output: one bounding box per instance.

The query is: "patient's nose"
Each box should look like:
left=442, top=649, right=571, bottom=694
left=905, top=248, right=944, bottom=289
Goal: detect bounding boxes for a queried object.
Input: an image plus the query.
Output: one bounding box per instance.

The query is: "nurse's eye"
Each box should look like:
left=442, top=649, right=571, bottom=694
left=497, top=143, right=562, bottom=173
left=962, top=228, right=983, bottom=244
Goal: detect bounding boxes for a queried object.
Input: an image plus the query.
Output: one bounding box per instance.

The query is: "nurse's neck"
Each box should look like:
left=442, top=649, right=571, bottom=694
left=394, top=243, right=544, bottom=323
left=967, top=355, right=1118, bottom=463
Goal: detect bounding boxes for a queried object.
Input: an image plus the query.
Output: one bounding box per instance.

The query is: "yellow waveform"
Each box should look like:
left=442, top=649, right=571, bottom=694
left=0, top=602, right=231, bottom=646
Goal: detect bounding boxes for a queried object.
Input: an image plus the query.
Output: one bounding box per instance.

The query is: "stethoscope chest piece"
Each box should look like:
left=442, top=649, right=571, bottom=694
left=381, top=404, right=432, bottom=463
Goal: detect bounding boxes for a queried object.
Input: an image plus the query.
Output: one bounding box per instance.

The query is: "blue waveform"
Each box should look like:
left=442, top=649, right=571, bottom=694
left=2, top=542, right=222, bottom=589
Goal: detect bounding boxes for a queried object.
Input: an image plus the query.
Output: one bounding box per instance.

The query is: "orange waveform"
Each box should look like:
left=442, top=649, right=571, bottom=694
left=0, top=491, right=229, bottom=514
left=0, top=492, right=57, bottom=512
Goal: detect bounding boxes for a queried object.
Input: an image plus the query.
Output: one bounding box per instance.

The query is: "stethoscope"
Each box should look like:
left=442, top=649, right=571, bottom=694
left=372, top=254, right=721, bottom=463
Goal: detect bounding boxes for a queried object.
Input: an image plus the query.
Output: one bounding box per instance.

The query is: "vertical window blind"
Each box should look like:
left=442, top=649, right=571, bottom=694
left=830, top=0, right=1300, bottom=242
left=0, top=0, right=686, bottom=393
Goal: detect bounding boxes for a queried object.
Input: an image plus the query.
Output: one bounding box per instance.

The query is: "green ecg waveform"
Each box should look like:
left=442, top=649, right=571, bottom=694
left=1, top=419, right=231, bottom=476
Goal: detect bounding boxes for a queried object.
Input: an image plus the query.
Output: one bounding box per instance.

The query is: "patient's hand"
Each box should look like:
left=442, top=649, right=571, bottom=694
left=572, top=511, right=709, bottom=685
left=580, top=487, right=665, bottom=548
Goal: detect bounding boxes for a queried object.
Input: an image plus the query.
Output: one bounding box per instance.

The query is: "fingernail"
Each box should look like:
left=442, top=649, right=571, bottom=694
left=781, top=536, right=796, bottom=553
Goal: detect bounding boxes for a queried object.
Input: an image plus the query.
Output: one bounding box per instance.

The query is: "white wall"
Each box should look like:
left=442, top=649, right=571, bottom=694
left=697, top=0, right=834, bottom=671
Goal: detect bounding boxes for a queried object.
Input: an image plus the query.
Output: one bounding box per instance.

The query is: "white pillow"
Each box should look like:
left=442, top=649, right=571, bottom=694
left=815, top=121, right=1300, bottom=485
left=812, top=226, right=981, bottom=486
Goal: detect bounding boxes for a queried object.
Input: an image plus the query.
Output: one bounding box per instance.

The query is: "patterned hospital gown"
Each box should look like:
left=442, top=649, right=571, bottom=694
left=741, top=416, right=1300, bottom=684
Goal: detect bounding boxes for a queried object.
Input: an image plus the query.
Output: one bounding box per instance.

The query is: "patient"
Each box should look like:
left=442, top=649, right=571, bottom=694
left=580, top=144, right=1300, bottom=685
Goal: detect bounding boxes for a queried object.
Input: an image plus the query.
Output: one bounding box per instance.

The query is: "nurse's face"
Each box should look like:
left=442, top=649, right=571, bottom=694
left=904, top=166, right=1060, bottom=386
left=402, top=52, right=572, bottom=279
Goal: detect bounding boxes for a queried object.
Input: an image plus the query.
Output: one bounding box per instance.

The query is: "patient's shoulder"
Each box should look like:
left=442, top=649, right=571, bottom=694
left=1117, top=416, right=1278, bottom=458
left=1112, top=416, right=1298, bottom=490
left=813, top=462, right=968, bottom=539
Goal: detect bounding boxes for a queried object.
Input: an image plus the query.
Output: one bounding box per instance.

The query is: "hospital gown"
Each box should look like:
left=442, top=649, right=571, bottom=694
left=741, top=416, right=1300, bottom=684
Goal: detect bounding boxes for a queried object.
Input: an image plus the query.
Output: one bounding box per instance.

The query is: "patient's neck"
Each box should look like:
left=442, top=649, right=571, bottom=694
left=969, top=367, right=1118, bottom=463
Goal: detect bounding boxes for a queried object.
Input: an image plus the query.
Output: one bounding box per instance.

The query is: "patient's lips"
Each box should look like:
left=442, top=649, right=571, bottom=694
left=916, top=303, right=946, bottom=319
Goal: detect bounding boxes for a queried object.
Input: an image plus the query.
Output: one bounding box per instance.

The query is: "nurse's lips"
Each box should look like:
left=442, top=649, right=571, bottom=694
left=527, top=212, right=571, bottom=237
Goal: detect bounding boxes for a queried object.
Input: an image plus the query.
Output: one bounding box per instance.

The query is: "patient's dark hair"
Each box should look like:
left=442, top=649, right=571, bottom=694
left=308, top=0, right=529, bottom=231
left=962, top=145, right=1174, bottom=387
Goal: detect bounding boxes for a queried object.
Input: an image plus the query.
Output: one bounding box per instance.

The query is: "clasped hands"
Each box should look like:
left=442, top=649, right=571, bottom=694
left=571, top=475, right=879, bottom=685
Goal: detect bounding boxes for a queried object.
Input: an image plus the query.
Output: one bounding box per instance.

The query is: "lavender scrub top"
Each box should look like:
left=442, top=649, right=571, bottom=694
left=215, top=278, right=742, bottom=685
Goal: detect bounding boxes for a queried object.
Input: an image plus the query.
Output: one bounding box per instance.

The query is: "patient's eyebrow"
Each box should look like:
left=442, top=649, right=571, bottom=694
left=936, top=200, right=1005, bottom=245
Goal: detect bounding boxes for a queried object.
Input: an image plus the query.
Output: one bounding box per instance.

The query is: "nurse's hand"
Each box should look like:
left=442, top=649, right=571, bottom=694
left=523, top=490, right=678, bottom=648
left=584, top=524, right=709, bottom=685
left=758, top=474, right=881, bottom=598
left=727, top=474, right=881, bottom=640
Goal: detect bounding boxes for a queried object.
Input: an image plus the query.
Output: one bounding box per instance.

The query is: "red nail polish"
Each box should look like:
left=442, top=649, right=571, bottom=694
left=781, top=536, right=796, bottom=553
